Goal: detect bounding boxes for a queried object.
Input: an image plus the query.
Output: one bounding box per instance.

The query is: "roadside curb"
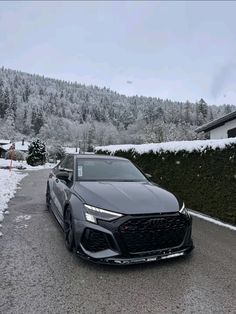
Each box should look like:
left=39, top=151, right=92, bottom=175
left=189, top=209, right=236, bottom=231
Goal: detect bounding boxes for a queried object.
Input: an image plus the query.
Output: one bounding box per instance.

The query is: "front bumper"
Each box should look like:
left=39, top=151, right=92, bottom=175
left=73, top=212, right=193, bottom=265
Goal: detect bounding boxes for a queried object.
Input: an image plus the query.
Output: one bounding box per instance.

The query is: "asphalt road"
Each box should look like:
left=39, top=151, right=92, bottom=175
left=0, top=170, right=236, bottom=314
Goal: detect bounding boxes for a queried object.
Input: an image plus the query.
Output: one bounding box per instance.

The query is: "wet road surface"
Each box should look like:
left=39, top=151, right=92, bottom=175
left=0, top=170, right=236, bottom=314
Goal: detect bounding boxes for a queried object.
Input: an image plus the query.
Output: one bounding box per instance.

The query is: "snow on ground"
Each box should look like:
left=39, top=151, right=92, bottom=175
left=0, top=169, right=28, bottom=223
left=0, top=158, right=56, bottom=171
left=95, top=138, right=236, bottom=154
left=0, top=159, right=56, bottom=233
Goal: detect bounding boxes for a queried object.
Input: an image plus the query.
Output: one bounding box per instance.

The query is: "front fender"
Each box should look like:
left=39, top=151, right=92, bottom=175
left=63, top=192, right=85, bottom=221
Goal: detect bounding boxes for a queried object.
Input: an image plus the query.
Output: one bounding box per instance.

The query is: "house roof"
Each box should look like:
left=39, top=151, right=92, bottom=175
left=1, top=141, right=30, bottom=152
left=195, top=110, right=236, bottom=133
left=0, top=139, right=10, bottom=145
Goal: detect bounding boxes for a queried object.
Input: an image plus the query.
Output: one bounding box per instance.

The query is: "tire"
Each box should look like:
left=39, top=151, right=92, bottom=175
left=46, top=184, right=51, bottom=211
left=64, top=206, right=75, bottom=252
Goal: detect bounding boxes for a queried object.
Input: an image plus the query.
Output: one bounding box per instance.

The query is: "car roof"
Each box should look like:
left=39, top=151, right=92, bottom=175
left=67, top=153, right=127, bottom=161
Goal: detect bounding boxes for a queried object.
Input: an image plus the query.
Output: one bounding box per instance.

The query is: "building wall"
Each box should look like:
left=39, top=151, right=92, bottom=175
left=210, top=119, right=236, bottom=139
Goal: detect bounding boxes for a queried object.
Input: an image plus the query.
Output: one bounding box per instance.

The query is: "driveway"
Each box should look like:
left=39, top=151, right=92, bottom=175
left=0, top=170, right=235, bottom=314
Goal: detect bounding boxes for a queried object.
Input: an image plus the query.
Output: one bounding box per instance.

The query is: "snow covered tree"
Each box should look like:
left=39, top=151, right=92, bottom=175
left=48, top=144, right=65, bottom=161
left=4, top=87, right=10, bottom=113
left=196, top=98, right=208, bottom=125
left=10, top=89, right=17, bottom=120
left=23, top=83, right=31, bottom=102
left=31, top=108, right=44, bottom=135
left=0, top=86, right=5, bottom=118
left=26, top=139, right=46, bottom=166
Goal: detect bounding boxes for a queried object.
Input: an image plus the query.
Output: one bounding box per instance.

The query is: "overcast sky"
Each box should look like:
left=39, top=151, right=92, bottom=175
left=1, top=1, right=236, bottom=105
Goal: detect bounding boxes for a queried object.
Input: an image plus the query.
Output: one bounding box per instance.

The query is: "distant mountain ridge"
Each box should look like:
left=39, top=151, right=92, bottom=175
left=0, top=66, right=235, bottom=148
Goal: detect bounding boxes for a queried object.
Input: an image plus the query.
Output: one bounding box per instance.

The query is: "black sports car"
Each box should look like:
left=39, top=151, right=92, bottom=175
left=46, top=154, right=193, bottom=264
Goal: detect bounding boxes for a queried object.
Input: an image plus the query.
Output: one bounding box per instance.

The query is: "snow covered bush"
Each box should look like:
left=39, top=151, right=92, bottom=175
left=26, top=139, right=46, bottom=166
left=5, top=150, right=25, bottom=161
left=47, top=144, right=66, bottom=162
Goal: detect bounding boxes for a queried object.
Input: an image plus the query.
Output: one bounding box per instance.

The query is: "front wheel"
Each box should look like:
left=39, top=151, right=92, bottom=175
left=64, top=206, right=75, bottom=252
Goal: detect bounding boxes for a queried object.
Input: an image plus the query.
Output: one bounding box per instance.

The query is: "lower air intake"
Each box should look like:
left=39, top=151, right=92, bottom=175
left=82, top=228, right=109, bottom=252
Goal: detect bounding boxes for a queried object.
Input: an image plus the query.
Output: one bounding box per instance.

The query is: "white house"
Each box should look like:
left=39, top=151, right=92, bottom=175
left=63, top=147, right=80, bottom=154
left=2, top=139, right=30, bottom=152
left=0, top=139, right=10, bottom=146
left=196, top=111, right=236, bottom=139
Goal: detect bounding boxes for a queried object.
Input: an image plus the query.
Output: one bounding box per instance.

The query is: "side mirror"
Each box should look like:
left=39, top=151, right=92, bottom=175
left=145, top=173, right=152, bottom=179
left=56, top=171, right=70, bottom=182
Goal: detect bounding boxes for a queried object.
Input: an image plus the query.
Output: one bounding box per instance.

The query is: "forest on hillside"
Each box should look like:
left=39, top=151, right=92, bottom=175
left=0, top=67, right=235, bottom=150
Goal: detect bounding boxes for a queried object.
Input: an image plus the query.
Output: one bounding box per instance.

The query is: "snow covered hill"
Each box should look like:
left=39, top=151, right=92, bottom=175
left=0, top=67, right=235, bottom=148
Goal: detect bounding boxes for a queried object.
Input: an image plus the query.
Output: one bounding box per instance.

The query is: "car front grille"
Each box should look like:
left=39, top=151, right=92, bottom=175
left=81, top=228, right=109, bottom=252
left=119, top=214, right=187, bottom=254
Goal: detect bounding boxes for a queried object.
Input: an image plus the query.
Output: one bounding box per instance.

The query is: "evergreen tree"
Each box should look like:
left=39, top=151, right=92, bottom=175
left=87, top=124, right=95, bottom=150
left=23, top=83, right=31, bottom=102
left=26, top=139, right=46, bottom=166
left=197, top=98, right=208, bottom=118
left=0, top=85, right=4, bottom=118
left=32, top=109, right=44, bottom=134
left=224, top=104, right=232, bottom=115
left=184, top=101, right=191, bottom=122
left=11, top=90, right=17, bottom=120
left=3, top=87, right=10, bottom=117
left=22, top=108, right=31, bottom=135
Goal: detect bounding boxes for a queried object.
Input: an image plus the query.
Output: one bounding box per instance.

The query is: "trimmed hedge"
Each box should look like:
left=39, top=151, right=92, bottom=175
left=97, top=144, right=236, bottom=225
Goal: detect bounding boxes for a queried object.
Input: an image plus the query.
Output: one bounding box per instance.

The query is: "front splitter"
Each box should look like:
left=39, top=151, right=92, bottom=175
left=77, top=246, right=194, bottom=265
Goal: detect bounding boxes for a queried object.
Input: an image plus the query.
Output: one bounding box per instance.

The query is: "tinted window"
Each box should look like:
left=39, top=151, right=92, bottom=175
left=228, top=127, right=236, bottom=138
left=76, top=158, right=147, bottom=182
left=59, top=156, right=74, bottom=170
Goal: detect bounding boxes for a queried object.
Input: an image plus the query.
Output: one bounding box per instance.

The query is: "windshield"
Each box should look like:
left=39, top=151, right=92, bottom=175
left=76, top=158, right=147, bottom=182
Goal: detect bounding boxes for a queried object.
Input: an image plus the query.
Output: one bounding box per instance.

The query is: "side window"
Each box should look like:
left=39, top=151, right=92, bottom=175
left=228, top=127, right=236, bottom=138
left=61, top=156, right=74, bottom=171
left=59, top=156, right=69, bottom=170
left=57, top=156, right=74, bottom=184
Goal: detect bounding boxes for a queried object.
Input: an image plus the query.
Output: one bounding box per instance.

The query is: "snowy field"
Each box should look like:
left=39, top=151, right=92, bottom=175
left=95, top=138, right=236, bottom=154
left=0, top=159, right=57, bottom=234
left=0, top=170, right=28, bottom=226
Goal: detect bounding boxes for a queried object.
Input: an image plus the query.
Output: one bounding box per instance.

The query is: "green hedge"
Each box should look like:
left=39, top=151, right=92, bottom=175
left=97, top=144, right=236, bottom=225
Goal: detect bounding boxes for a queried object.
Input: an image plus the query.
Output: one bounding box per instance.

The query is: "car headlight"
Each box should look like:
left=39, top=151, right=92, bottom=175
left=179, top=202, right=189, bottom=216
left=84, top=204, right=123, bottom=224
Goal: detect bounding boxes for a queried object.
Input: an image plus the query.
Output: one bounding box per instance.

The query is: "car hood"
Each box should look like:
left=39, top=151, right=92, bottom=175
left=73, top=181, right=181, bottom=215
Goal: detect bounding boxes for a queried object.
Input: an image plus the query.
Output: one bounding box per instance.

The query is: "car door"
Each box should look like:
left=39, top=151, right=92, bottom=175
left=50, top=156, right=68, bottom=217
left=53, top=155, right=74, bottom=218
